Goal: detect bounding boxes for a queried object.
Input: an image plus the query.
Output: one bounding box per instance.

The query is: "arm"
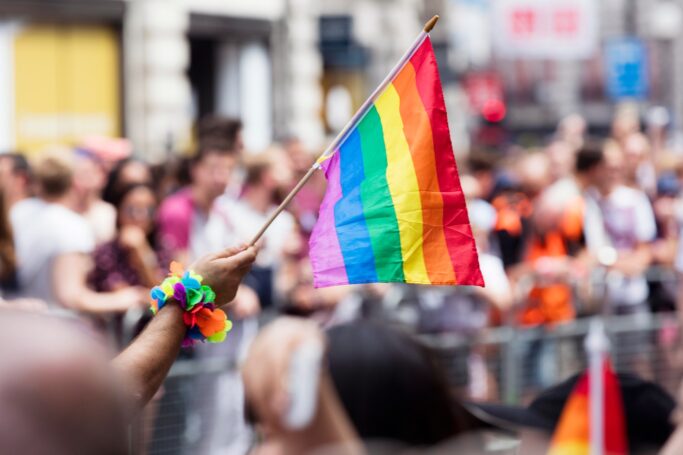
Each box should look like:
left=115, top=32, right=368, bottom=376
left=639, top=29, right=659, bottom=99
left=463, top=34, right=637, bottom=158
left=53, top=253, right=144, bottom=314
left=111, top=246, right=257, bottom=413
left=111, top=302, right=185, bottom=410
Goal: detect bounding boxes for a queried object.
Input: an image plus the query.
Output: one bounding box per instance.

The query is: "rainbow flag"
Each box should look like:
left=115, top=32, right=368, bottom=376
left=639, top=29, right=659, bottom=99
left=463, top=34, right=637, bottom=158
left=548, top=361, right=627, bottom=455
left=309, top=36, right=483, bottom=287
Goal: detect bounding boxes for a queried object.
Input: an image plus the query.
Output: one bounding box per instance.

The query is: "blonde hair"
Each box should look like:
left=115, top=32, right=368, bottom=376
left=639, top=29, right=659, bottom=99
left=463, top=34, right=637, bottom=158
left=33, top=151, right=75, bottom=198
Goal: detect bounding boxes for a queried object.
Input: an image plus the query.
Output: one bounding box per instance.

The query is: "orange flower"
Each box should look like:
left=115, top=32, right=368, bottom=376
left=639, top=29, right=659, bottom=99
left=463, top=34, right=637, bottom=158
left=196, top=307, right=227, bottom=337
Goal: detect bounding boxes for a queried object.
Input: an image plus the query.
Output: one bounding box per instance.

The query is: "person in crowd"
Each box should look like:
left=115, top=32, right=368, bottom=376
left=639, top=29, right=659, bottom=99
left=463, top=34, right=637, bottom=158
left=0, top=185, right=17, bottom=294
left=102, top=157, right=153, bottom=206
left=471, top=371, right=676, bottom=455
left=72, top=149, right=117, bottom=244
left=577, top=140, right=656, bottom=313
left=555, top=113, right=587, bottom=151
left=242, top=317, right=362, bottom=455
left=223, top=156, right=297, bottom=310
left=622, top=132, right=657, bottom=197
left=0, top=152, right=32, bottom=208
left=90, top=183, right=169, bottom=292
left=326, top=320, right=516, bottom=452
left=11, top=153, right=147, bottom=313
left=157, top=124, right=241, bottom=264
left=0, top=244, right=256, bottom=455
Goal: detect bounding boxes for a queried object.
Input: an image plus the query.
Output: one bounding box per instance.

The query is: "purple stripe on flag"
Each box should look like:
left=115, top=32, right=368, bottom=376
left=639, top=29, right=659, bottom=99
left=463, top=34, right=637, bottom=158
left=309, top=152, right=349, bottom=287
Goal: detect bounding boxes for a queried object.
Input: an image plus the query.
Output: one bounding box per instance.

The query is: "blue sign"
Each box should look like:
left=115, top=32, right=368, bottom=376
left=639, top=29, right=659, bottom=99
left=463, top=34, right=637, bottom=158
left=604, top=38, right=649, bottom=100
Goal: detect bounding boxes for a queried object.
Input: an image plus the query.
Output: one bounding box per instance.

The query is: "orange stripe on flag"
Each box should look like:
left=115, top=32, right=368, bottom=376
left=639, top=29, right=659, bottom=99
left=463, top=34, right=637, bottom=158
left=392, top=62, right=456, bottom=284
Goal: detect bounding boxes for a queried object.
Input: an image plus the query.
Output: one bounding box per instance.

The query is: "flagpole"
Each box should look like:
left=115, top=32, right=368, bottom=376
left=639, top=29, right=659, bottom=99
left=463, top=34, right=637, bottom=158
left=249, top=15, right=440, bottom=246
left=586, top=318, right=609, bottom=455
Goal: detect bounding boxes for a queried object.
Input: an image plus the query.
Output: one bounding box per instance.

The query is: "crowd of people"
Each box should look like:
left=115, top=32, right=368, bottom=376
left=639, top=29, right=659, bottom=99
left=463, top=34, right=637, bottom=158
left=2, top=107, right=683, bottom=453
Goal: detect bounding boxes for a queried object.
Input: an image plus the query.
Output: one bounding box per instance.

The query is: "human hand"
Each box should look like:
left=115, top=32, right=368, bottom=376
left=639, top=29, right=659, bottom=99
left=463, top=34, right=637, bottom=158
left=190, top=245, right=257, bottom=306
left=119, top=225, right=149, bottom=251
left=114, top=286, right=149, bottom=310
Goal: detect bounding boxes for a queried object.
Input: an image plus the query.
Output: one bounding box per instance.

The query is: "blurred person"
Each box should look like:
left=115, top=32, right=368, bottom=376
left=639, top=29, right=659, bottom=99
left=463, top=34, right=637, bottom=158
left=471, top=371, right=675, bottom=455
left=0, top=245, right=256, bottom=455
left=0, top=152, right=32, bottom=208
left=556, top=113, right=586, bottom=151
left=622, top=132, right=657, bottom=197
left=72, top=150, right=117, bottom=244
left=578, top=140, right=656, bottom=312
left=0, top=184, right=17, bottom=294
left=281, top=137, right=326, bottom=237
left=158, top=140, right=239, bottom=264
left=491, top=152, right=550, bottom=269
left=90, top=183, right=170, bottom=293
left=197, top=116, right=244, bottom=155
left=102, top=157, right=153, bottom=205
left=242, top=317, right=361, bottom=455
left=648, top=174, right=680, bottom=313
left=611, top=104, right=641, bottom=146
left=326, top=321, right=514, bottom=452
left=222, top=156, right=297, bottom=310
left=468, top=151, right=498, bottom=202
left=545, top=139, right=577, bottom=185
left=11, top=153, right=146, bottom=313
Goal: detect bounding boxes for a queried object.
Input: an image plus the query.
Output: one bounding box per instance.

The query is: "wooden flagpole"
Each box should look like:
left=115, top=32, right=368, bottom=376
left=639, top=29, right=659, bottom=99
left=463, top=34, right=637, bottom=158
left=249, top=15, right=440, bottom=246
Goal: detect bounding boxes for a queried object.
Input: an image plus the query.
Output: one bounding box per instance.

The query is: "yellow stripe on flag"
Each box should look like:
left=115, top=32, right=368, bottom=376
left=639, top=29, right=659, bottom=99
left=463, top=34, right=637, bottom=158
left=374, top=84, right=429, bottom=283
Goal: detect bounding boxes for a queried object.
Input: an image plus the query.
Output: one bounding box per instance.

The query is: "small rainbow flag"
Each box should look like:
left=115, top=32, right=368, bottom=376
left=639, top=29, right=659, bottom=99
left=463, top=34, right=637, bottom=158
left=309, top=36, right=483, bottom=287
left=548, top=361, right=627, bottom=455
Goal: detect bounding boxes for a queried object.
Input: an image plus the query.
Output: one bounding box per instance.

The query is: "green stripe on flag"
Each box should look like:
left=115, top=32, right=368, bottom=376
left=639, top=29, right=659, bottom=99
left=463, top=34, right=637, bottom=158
left=357, top=106, right=405, bottom=282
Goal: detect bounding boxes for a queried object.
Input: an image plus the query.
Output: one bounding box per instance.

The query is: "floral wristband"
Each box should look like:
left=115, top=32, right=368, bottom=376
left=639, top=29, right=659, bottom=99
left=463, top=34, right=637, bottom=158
left=150, top=262, right=233, bottom=347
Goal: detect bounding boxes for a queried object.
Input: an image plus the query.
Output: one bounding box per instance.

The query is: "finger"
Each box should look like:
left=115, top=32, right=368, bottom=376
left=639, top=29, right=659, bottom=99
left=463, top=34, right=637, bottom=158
left=212, top=244, right=248, bottom=260
left=223, top=247, right=257, bottom=268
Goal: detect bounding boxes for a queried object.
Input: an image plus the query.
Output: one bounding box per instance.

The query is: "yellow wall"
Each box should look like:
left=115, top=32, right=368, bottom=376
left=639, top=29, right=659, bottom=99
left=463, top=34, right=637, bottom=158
left=13, top=24, right=120, bottom=153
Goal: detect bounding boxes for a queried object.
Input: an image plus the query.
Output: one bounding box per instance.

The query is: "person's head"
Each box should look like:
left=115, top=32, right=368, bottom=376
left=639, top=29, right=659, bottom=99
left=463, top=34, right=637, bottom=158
left=0, top=186, right=16, bottom=285
left=622, top=132, right=652, bottom=183
left=243, top=157, right=279, bottom=202
left=102, top=158, right=152, bottom=205
left=72, top=150, right=108, bottom=202
left=33, top=153, right=74, bottom=202
left=196, top=116, right=243, bottom=156
left=612, top=105, right=641, bottom=144
left=327, top=321, right=480, bottom=447
left=576, top=139, right=623, bottom=194
left=0, top=152, right=32, bottom=206
left=545, top=140, right=576, bottom=181
left=113, top=184, right=157, bottom=235
left=0, top=310, right=127, bottom=455
left=515, top=152, right=551, bottom=199
left=468, top=152, right=497, bottom=199
left=190, top=144, right=238, bottom=202
left=470, top=371, right=675, bottom=455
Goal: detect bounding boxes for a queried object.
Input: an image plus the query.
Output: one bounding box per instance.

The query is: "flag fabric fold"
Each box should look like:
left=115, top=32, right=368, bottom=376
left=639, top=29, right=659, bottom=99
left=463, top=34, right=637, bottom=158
left=547, top=360, right=628, bottom=455
left=309, top=36, right=483, bottom=288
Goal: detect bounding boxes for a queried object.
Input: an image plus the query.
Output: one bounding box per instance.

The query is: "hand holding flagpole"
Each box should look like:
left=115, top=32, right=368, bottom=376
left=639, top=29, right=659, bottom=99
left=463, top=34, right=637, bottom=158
left=249, top=15, right=440, bottom=246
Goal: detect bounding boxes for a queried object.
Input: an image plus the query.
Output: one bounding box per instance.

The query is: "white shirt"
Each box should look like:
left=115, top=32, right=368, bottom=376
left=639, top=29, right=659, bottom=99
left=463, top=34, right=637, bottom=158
left=218, top=196, right=295, bottom=268
left=583, top=185, right=656, bottom=306
left=11, top=198, right=95, bottom=305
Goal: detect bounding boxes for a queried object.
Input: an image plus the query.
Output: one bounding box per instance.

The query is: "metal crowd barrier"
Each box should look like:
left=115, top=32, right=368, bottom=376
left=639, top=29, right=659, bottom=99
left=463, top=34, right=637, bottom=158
left=129, top=312, right=682, bottom=454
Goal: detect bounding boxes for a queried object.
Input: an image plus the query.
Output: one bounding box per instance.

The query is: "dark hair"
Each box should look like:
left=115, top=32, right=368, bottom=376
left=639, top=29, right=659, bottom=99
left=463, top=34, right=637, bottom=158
left=0, top=186, right=16, bottom=287
left=196, top=116, right=242, bottom=155
left=576, top=140, right=605, bottom=173
left=244, top=161, right=271, bottom=187
left=102, top=158, right=151, bottom=205
left=468, top=151, right=497, bottom=173
left=0, top=152, right=31, bottom=177
left=327, top=321, right=480, bottom=447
